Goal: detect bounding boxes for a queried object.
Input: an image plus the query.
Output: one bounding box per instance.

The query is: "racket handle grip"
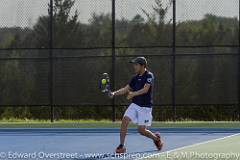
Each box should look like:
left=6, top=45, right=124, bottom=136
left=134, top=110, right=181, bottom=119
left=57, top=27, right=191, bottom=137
left=108, top=91, right=114, bottom=98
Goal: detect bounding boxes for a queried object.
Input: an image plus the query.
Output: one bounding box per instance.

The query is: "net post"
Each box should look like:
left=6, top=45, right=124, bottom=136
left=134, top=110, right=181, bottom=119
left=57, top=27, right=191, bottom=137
left=111, top=0, right=116, bottom=122
left=172, top=0, right=177, bottom=122
left=49, top=0, right=54, bottom=123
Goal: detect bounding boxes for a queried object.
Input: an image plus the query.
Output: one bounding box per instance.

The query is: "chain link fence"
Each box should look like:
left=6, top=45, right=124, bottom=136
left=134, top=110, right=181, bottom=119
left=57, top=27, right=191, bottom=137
left=0, top=0, right=239, bottom=121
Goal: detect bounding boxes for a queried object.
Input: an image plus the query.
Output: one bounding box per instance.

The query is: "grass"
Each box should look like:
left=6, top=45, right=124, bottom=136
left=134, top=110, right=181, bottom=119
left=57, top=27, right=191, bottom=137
left=145, top=133, right=240, bottom=160
left=0, top=119, right=239, bottom=128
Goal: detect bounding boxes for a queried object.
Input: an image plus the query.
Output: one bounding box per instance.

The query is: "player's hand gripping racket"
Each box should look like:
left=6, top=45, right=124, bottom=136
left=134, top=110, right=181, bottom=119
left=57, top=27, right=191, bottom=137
left=99, top=73, right=113, bottom=98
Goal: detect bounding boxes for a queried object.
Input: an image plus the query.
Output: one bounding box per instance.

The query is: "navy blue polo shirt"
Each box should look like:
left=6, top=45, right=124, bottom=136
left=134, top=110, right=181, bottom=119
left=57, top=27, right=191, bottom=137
left=129, top=70, right=154, bottom=108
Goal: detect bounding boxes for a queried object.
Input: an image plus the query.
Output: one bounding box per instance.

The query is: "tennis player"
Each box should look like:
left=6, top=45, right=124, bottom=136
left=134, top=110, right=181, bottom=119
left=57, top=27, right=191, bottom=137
left=109, top=57, right=163, bottom=153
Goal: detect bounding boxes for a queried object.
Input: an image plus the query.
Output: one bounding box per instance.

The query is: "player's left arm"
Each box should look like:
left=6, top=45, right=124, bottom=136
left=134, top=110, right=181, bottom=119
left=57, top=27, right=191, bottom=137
left=127, top=74, right=153, bottom=100
left=127, top=84, right=150, bottom=100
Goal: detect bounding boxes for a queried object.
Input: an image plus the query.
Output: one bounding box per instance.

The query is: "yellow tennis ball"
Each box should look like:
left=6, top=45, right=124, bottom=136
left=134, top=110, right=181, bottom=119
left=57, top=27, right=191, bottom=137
left=101, top=79, right=107, bottom=85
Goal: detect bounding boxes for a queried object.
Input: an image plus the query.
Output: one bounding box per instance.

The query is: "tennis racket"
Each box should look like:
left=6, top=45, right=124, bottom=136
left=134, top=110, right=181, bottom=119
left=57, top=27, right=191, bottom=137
left=99, top=73, right=112, bottom=97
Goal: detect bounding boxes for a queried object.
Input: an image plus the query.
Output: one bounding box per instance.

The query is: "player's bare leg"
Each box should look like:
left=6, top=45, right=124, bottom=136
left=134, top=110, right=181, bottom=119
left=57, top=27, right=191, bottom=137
left=138, top=126, right=163, bottom=151
left=115, top=116, right=131, bottom=153
left=120, top=116, right=131, bottom=144
left=138, top=126, right=158, bottom=140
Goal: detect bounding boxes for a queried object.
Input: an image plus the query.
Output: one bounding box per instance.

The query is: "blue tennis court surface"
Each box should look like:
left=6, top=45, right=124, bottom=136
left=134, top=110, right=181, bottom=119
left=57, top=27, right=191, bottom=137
left=0, top=128, right=239, bottom=160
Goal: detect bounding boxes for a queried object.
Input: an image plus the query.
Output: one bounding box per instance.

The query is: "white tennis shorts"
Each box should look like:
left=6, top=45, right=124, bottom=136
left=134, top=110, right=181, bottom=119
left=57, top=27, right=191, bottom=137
left=124, top=103, right=152, bottom=126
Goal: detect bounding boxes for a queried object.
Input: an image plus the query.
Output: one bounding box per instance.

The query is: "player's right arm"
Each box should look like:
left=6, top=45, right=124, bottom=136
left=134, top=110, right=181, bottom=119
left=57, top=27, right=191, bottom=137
left=111, top=85, right=131, bottom=97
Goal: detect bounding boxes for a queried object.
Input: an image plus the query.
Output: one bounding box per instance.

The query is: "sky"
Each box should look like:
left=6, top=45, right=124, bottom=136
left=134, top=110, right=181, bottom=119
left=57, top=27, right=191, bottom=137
left=0, top=0, right=239, bottom=28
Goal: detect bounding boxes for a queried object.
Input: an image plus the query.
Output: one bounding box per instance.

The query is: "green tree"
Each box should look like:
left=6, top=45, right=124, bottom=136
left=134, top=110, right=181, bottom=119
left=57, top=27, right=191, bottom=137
left=125, top=0, right=172, bottom=47
left=28, top=0, right=83, bottom=48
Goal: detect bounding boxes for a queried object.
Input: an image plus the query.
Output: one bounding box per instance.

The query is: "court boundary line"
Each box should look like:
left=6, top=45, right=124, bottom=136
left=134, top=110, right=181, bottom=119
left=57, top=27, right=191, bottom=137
left=137, top=133, right=240, bottom=160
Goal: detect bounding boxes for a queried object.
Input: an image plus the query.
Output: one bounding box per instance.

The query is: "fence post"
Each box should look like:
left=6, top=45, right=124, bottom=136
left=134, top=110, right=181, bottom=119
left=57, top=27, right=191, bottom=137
left=49, top=0, right=54, bottom=122
left=238, top=1, right=240, bottom=121
left=172, top=0, right=177, bottom=122
left=111, top=0, right=116, bottom=122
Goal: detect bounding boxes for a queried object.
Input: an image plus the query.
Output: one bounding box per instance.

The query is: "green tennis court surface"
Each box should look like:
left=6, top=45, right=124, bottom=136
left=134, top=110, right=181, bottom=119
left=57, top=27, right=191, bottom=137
left=143, top=133, right=240, bottom=160
left=0, top=121, right=239, bottom=128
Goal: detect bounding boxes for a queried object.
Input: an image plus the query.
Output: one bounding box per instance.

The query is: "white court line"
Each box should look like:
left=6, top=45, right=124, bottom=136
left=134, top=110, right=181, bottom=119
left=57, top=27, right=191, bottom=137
left=137, top=133, right=240, bottom=160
